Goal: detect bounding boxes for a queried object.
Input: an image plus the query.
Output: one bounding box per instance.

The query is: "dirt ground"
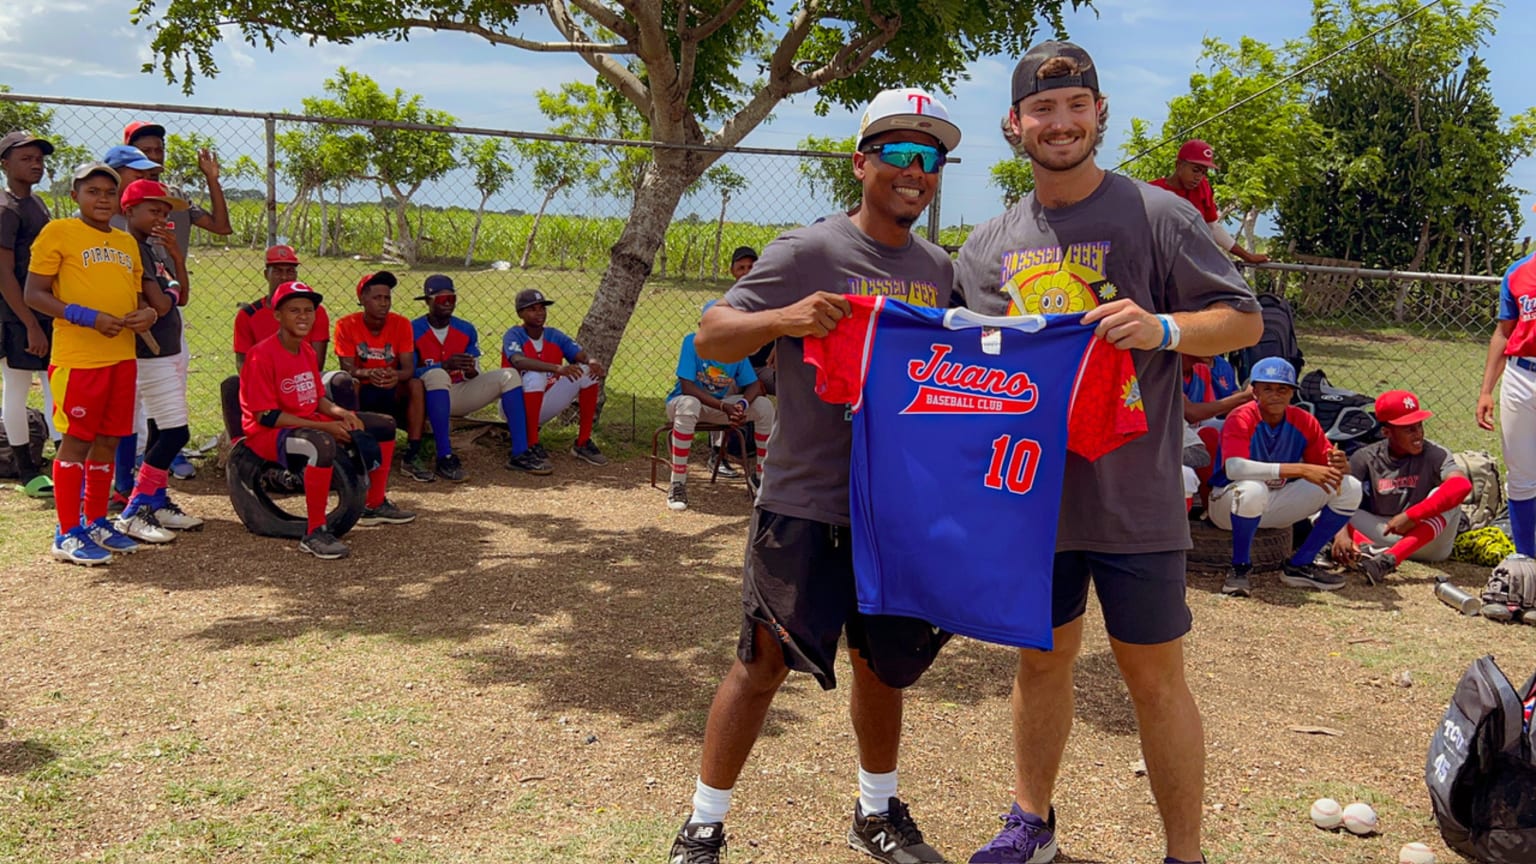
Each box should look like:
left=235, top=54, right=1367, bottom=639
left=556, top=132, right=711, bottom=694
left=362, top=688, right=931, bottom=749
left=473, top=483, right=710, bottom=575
left=0, top=435, right=1533, bottom=863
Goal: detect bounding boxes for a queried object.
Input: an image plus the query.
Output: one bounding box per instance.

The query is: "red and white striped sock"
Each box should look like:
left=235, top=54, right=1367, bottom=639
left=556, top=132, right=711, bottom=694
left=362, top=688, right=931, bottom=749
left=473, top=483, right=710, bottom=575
left=670, top=429, right=693, bottom=485
left=754, top=430, right=769, bottom=477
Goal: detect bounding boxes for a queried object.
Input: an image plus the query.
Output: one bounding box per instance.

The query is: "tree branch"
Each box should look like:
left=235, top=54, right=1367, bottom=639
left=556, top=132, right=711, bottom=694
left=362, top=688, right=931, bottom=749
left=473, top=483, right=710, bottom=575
left=766, top=0, right=823, bottom=88
left=566, top=0, right=635, bottom=39
left=397, top=17, right=631, bottom=52
left=803, top=25, right=900, bottom=89
left=544, top=0, right=651, bottom=112
left=681, top=0, right=750, bottom=42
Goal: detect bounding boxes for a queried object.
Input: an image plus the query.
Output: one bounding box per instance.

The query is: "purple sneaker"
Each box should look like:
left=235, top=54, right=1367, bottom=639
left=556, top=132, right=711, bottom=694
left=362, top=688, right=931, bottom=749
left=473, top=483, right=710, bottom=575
left=968, top=804, right=1056, bottom=863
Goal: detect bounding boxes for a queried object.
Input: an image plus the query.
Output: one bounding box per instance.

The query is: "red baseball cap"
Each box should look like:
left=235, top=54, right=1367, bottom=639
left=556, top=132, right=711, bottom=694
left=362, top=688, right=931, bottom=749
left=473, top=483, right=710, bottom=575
left=1375, top=389, right=1433, bottom=426
left=265, top=244, right=300, bottom=266
left=354, top=270, right=399, bottom=301
left=272, top=280, right=323, bottom=310
left=1177, top=139, right=1219, bottom=170
left=120, top=179, right=189, bottom=212
left=123, top=121, right=166, bottom=145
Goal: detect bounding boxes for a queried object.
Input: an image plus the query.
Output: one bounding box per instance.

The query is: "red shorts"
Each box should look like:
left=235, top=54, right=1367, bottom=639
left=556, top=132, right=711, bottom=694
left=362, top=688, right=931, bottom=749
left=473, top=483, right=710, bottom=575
left=242, top=428, right=286, bottom=463
left=48, top=360, right=136, bottom=440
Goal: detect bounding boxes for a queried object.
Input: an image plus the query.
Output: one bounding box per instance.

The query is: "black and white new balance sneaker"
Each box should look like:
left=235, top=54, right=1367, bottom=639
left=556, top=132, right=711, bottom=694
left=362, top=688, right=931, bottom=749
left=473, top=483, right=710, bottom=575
left=1279, top=561, right=1346, bottom=591
left=668, top=820, right=725, bottom=864
left=848, top=797, right=947, bottom=863
left=667, top=481, right=688, bottom=511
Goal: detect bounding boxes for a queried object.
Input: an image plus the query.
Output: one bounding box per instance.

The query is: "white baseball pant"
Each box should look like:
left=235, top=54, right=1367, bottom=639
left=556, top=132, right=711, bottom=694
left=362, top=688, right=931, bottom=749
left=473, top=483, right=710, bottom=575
left=1208, top=475, right=1363, bottom=530
left=1501, top=358, right=1536, bottom=502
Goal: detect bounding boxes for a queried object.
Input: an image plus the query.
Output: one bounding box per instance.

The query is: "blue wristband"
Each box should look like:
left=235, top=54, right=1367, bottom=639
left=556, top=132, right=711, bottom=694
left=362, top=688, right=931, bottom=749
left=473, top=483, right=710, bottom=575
left=64, top=304, right=100, bottom=328
left=1156, top=314, right=1172, bottom=350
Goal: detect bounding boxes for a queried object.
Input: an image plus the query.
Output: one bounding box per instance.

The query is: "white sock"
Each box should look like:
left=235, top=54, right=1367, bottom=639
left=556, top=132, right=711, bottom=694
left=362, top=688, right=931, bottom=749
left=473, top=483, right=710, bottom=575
left=688, top=777, right=732, bottom=825
left=859, top=767, right=897, bottom=817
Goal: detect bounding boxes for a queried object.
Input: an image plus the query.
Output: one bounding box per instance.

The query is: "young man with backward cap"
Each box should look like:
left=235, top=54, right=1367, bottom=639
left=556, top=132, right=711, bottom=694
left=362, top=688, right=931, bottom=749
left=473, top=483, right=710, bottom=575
left=666, top=86, right=961, bottom=864
left=955, top=41, right=1262, bottom=864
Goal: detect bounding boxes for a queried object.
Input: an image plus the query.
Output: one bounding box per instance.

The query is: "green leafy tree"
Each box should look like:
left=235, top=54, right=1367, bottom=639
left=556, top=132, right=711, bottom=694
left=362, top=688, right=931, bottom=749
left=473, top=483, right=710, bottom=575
left=299, top=68, right=457, bottom=264
left=536, top=81, right=650, bottom=203
left=797, top=135, right=860, bottom=212
left=136, top=0, right=1089, bottom=366
left=703, top=164, right=748, bottom=280
left=990, top=159, right=1035, bottom=208
left=1275, top=0, right=1536, bottom=310
left=276, top=122, right=368, bottom=254
left=1120, top=35, right=1318, bottom=248
left=0, top=86, right=91, bottom=202
left=463, top=139, right=516, bottom=265
left=514, top=138, right=602, bottom=270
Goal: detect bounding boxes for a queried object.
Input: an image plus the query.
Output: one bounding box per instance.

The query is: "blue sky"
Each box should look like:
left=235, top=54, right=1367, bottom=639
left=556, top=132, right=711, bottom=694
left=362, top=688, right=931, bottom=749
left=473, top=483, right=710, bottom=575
left=1, top=0, right=1533, bottom=241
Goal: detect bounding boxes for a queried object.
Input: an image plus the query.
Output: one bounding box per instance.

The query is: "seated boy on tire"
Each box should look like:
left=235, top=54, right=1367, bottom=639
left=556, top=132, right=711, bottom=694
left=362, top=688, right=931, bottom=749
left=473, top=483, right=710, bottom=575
left=239, top=281, right=414, bottom=559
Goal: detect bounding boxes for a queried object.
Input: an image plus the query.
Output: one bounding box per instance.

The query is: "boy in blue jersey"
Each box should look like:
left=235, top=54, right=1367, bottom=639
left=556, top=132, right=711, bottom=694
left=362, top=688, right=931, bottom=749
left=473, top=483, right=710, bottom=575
left=500, top=289, right=606, bottom=471
left=1207, top=357, right=1362, bottom=596
left=663, top=301, right=774, bottom=511
left=667, top=88, right=962, bottom=864
left=956, top=41, right=1263, bottom=864
left=410, top=275, right=536, bottom=480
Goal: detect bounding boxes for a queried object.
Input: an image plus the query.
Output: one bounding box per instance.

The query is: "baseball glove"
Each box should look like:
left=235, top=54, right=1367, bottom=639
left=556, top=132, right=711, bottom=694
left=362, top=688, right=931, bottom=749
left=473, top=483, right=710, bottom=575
left=1482, top=554, right=1536, bottom=610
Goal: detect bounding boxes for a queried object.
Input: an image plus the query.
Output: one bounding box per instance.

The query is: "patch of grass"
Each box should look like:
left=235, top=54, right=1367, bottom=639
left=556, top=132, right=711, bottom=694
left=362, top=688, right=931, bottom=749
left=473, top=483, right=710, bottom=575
left=93, top=814, right=436, bottom=864
left=164, top=777, right=253, bottom=807
left=496, top=811, right=676, bottom=860
left=135, top=732, right=205, bottom=764
left=342, top=704, right=430, bottom=726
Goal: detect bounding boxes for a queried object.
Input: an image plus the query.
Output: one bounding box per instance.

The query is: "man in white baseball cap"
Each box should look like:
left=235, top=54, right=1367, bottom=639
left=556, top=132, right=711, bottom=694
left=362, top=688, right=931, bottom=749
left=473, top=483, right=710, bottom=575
left=665, top=86, right=959, bottom=864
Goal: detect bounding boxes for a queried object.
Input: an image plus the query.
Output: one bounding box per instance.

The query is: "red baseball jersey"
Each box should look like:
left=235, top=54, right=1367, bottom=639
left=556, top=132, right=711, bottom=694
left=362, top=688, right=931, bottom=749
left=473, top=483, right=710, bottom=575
left=234, top=295, right=331, bottom=353
left=239, top=334, right=323, bottom=436
left=1499, top=253, right=1536, bottom=356
left=1149, top=176, right=1220, bottom=224
left=334, top=312, right=413, bottom=371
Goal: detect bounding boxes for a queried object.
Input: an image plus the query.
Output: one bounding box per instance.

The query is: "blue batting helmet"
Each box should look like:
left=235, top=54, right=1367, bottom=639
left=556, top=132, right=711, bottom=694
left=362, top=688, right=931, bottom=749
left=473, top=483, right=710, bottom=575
left=1250, top=357, right=1298, bottom=388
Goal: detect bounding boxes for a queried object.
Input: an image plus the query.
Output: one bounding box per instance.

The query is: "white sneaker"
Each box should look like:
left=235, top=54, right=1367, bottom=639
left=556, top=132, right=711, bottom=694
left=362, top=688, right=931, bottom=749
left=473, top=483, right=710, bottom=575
left=152, top=496, right=204, bottom=531
left=115, top=506, right=175, bottom=544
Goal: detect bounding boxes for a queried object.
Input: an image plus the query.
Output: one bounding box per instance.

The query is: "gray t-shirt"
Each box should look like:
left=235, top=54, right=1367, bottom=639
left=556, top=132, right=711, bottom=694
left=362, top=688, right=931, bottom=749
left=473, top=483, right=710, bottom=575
left=164, top=183, right=211, bottom=255
left=0, top=190, right=51, bottom=323
left=1350, top=438, right=1459, bottom=517
left=723, top=211, right=955, bottom=526
left=956, top=172, right=1260, bottom=554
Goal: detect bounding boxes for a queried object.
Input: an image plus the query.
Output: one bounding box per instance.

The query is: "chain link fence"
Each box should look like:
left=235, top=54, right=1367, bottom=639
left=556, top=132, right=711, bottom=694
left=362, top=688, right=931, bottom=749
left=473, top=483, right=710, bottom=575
left=0, top=92, right=1510, bottom=458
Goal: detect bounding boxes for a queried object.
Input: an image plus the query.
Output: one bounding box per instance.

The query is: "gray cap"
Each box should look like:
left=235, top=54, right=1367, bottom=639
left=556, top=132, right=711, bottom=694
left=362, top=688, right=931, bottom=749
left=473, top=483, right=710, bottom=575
left=0, top=131, right=55, bottom=160
left=1012, top=41, right=1099, bottom=105
left=71, top=162, right=120, bottom=184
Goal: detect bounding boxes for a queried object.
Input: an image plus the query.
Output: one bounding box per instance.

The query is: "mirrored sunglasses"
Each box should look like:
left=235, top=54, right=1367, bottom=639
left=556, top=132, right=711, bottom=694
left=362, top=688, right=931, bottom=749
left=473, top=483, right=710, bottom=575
left=862, top=141, right=946, bottom=173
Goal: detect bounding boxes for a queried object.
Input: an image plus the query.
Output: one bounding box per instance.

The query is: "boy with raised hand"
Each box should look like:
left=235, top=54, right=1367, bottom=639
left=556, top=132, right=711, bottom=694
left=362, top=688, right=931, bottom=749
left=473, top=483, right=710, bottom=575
left=112, top=179, right=204, bottom=543
left=0, top=131, right=59, bottom=498
left=240, top=281, right=414, bottom=560
left=500, top=289, right=607, bottom=470
left=331, top=271, right=432, bottom=482
left=410, top=274, right=539, bottom=479
left=23, top=163, right=163, bottom=565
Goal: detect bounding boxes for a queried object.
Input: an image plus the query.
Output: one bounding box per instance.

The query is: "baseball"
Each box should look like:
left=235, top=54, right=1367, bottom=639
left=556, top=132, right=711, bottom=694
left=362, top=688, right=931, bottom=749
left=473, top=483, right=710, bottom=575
left=1398, top=841, right=1436, bottom=864
left=1341, top=801, right=1379, bottom=835
left=1309, top=797, right=1343, bottom=830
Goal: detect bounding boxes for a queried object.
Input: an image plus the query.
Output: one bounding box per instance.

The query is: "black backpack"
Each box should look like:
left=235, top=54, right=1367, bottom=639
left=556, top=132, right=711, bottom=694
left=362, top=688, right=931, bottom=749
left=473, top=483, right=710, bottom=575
left=1426, top=655, right=1536, bottom=862
left=1293, top=369, right=1383, bottom=455
left=0, top=407, right=47, bottom=478
left=1235, top=293, right=1304, bottom=383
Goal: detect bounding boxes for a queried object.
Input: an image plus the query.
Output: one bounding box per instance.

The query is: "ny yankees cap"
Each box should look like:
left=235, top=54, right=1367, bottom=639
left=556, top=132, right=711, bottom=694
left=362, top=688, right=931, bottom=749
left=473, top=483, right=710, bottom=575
left=103, top=145, right=159, bottom=171
left=0, top=131, right=54, bottom=160
left=120, top=179, right=189, bottom=212
left=354, top=270, right=398, bottom=301
left=515, top=288, right=554, bottom=311
left=272, top=280, right=323, bottom=310
left=1177, top=139, right=1219, bottom=170
left=1012, top=41, right=1100, bottom=105
left=265, top=244, right=300, bottom=266
left=856, top=87, right=962, bottom=152
left=1375, top=389, right=1433, bottom=426
left=123, top=121, right=166, bottom=145
left=418, top=274, right=455, bottom=300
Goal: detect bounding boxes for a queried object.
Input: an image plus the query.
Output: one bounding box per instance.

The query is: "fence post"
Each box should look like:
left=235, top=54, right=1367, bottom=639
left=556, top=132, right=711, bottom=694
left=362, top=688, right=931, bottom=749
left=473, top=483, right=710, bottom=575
left=927, top=171, right=942, bottom=244
left=264, top=116, right=278, bottom=247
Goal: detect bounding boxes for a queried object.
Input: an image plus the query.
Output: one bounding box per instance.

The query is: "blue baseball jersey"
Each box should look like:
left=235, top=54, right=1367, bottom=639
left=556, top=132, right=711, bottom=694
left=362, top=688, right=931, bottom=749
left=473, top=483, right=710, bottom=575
left=500, top=325, right=582, bottom=368
left=1209, top=401, right=1330, bottom=488
left=1183, top=356, right=1239, bottom=402
left=668, top=333, right=758, bottom=400
left=1498, top=253, right=1536, bottom=356
left=411, top=315, right=481, bottom=383
left=805, top=295, right=1146, bottom=650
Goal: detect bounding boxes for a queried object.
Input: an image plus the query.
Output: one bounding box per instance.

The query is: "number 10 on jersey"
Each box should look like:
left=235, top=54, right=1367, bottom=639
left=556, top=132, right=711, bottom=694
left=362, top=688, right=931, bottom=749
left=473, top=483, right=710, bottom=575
left=984, top=434, right=1042, bottom=495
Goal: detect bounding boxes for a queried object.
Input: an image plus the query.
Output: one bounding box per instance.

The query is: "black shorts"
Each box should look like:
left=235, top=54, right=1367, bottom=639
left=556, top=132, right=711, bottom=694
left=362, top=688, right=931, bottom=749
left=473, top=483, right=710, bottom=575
left=1051, top=549, right=1192, bottom=645
left=738, top=508, right=951, bottom=691
left=357, top=383, right=406, bottom=421
left=1, top=318, right=51, bottom=371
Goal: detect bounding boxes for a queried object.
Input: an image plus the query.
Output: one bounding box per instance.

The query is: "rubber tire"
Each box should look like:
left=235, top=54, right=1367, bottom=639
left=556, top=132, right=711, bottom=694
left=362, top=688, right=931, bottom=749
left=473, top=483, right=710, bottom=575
left=225, top=442, right=365, bottom=540
left=1186, top=517, right=1293, bottom=574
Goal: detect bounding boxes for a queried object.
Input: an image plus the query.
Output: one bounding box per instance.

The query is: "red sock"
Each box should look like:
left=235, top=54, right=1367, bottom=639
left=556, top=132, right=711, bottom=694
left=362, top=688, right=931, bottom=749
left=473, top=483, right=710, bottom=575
left=1387, top=516, right=1448, bottom=562
left=131, top=463, right=169, bottom=502
left=303, top=465, right=332, bottom=532
left=524, top=390, right=544, bottom=445
left=1195, top=426, right=1219, bottom=486
left=54, top=460, right=85, bottom=533
left=1186, top=496, right=1193, bottom=513
left=1349, top=527, right=1371, bottom=546
left=367, top=440, right=395, bottom=508
left=83, top=460, right=113, bottom=524
left=577, top=384, right=598, bottom=445
left=754, top=430, right=769, bottom=476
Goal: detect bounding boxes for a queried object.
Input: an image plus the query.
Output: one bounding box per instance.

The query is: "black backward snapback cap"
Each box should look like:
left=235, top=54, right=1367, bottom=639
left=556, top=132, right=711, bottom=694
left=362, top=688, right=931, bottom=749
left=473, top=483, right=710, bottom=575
left=1012, top=41, right=1099, bottom=105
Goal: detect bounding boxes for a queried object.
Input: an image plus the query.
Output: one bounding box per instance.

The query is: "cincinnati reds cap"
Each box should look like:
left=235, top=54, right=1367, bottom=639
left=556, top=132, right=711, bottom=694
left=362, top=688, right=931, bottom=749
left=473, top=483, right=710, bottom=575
left=418, top=274, right=455, bottom=300
left=515, top=288, right=554, bottom=311
left=1375, top=389, right=1433, bottom=426
left=354, top=270, right=399, bottom=301
left=265, top=244, right=300, bottom=266
left=1177, top=139, right=1219, bottom=170
left=1012, top=41, right=1099, bottom=105
left=0, top=131, right=54, bottom=160
left=272, top=280, right=323, bottom=309
left=123, top=121, right=166, bottom=145
left=856, top=87, right=962, bottom=153
left=120, top=179, right=189, bottom=212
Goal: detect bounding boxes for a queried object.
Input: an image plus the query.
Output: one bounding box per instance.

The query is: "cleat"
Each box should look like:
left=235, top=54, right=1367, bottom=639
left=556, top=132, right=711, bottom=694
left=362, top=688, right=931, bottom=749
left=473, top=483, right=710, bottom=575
left=402, top=452, right=436, bottom=483
left=169, top=452, right=196, bottom=480
left=51, top=525, right=112, bottom=566
left=299, top=527, right=349, bottom=559
left=434, top=453, right=466, bottom=483
left=150, top=492, right=204, bottom=531
left=667, top=481, right=688, bottom=511
left=1220, top=566, right=1251, bottom=598
left=668, top=821, right=725, bottom=864
left=114, top=501, right=175, bottom=544
left=359, top=499, right=417, bottom=526
left=86, top=517, right=141, bottom=554
left=506, top=449, right=553, bottom=475
left=1358, top=550, right=1397, bottom=586
left=1279, top=561, right=1346, bottom=591
left=707, top=453, right=741, bottom=479
left=570, top=439, right=608, bottom=465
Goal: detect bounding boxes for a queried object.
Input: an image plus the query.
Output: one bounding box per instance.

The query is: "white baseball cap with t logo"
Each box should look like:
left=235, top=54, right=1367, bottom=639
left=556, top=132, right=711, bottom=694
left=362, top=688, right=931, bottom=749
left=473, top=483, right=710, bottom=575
left=856, top=88, right=962, bottom=153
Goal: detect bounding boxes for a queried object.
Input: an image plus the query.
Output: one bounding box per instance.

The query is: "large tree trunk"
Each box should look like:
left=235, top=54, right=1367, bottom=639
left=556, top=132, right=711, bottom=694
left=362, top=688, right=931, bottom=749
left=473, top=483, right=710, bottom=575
left=317, top=188, right=330, bottom=256
left=466, top=192, right=491, bottom=266
left=520, top=186, right=562, bottom=269
left=575, top=156, right=699, bottom=368
left=389, top=186, right=417, bottom=265
left=712, top=192, right=729, bottom=280
left=1394, top=219, right=1434, bottom=323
